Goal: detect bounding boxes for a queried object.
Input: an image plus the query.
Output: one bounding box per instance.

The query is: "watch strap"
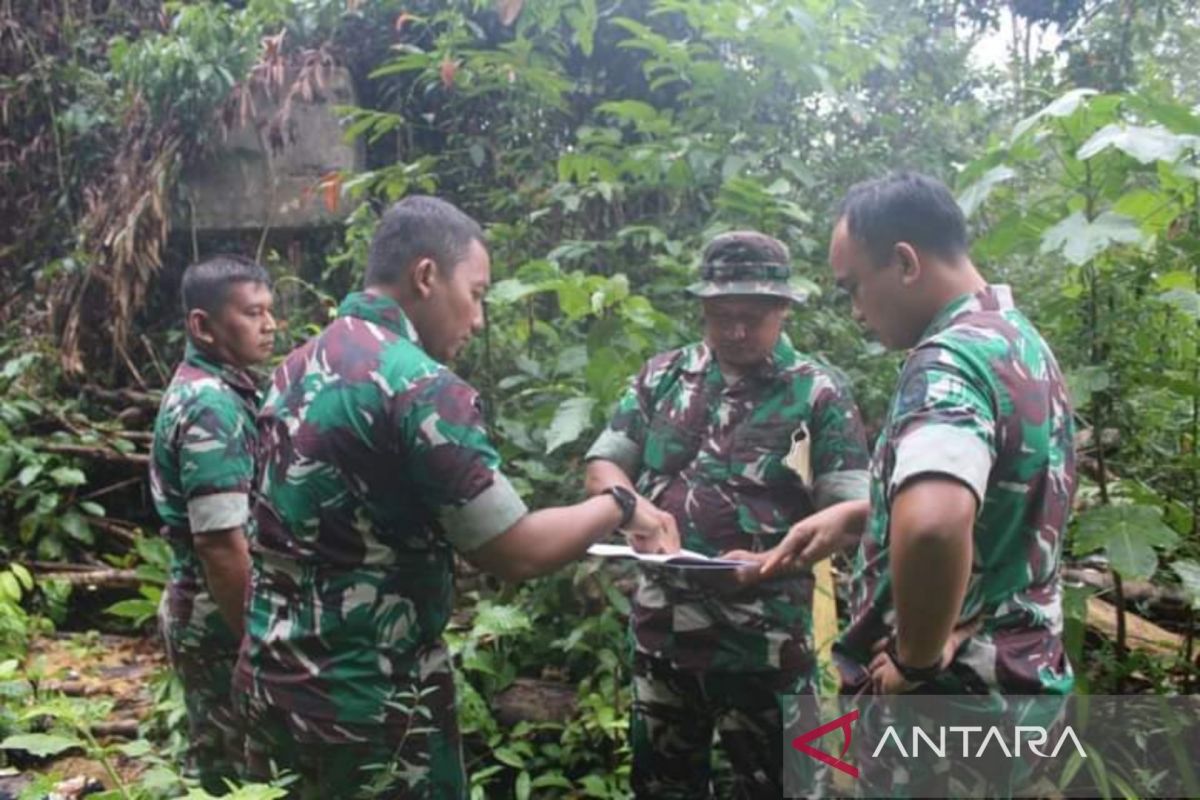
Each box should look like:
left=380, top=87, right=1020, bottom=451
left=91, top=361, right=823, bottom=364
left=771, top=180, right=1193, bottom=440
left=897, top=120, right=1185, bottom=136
left=885, top=635, right=944, bottom=684
left=601, top=485, right=636, bottom=530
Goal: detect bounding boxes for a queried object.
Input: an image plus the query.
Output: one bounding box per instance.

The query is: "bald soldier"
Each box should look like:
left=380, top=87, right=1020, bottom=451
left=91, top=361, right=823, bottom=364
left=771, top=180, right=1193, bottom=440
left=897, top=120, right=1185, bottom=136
left=585, top=231, right=871, bottom=799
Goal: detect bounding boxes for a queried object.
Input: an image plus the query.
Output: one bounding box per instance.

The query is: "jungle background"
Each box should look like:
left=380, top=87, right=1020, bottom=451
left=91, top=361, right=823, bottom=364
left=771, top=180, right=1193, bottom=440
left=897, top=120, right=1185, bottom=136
left=1, top=0, right=1200, bottom=797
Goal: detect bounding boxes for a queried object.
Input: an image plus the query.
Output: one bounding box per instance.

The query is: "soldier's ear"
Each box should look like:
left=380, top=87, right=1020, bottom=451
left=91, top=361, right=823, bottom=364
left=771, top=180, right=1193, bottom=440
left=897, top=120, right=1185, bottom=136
left=894, top=242, right=921, bottom=286
left=186, top=308, right=216, bottom=347
left=410, top=257, right=437, bottom=300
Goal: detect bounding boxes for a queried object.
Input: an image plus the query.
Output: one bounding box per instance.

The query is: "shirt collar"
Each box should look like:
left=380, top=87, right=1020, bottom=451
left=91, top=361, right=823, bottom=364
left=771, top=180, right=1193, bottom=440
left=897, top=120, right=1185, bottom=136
left=919, top=283, right=1014, bottom=342
left=183, top=341, right=259, bottom=397
left=337, top=290, right=422, bottom=344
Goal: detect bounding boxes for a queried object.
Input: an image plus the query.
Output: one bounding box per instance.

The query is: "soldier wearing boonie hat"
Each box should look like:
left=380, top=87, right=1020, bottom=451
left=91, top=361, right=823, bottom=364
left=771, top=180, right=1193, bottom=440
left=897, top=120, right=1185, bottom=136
left=585, top=230, right=871, bottom=798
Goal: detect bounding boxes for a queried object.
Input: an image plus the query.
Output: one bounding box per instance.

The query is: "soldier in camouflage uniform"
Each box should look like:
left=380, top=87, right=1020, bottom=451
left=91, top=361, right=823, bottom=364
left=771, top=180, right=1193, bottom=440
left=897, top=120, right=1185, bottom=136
left=764, top=173, right=1076, bottom=702
left=150, top=255, right=276, bottom=791
left=234, top=196, right=675, bottom=800
left=584, top=231, right=871, bottom=799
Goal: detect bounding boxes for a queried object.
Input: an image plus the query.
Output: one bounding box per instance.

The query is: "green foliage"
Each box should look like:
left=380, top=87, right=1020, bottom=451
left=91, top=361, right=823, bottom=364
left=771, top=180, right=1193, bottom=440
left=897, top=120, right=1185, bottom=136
left=0, top=564, right=38, bottom=663
left=110, top=2, right=260, bottom=130
left=4, top=0, right=1200, bottom=792
left=961, top=87, right=1200, bottom=619
left=106, top=535, right=170, bottom=629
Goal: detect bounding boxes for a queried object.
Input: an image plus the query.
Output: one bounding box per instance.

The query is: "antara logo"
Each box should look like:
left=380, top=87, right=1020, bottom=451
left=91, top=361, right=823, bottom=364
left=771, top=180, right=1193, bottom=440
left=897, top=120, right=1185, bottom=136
left=791, top=709, right=860, bottom=779
left=791, top=709, right=1088, bottom=780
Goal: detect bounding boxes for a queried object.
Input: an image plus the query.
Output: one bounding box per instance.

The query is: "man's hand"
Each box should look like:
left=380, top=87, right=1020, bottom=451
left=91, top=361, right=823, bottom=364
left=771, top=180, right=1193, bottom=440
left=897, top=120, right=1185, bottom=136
left=687, top=550, right=778, bottom=595
left=758, top=499, right=869, bottom=577
left=624, top=497, right=681, bottom=554
left=867, top=619, right=981, bottom=694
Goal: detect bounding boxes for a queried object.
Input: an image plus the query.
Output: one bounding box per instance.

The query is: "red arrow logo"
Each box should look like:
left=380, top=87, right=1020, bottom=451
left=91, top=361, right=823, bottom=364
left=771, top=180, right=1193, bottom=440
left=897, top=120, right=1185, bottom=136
left=791, top=709, right=860, bottom=779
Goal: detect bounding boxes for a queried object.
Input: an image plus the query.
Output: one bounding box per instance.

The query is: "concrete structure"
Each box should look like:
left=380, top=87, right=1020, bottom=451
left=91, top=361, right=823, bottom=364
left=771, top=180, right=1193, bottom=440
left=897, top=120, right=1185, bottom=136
left=175, top=66, right=363, bottom=231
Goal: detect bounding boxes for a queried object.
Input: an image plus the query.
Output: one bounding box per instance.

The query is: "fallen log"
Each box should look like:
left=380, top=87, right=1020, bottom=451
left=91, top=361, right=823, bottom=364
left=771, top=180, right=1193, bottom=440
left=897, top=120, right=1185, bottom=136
left=492, top=678, right=577, bottom=727
left=1086, top=596, right=1187, bottom=657
left=83, top=516, right=141, bottom=547
left=90, top=720, right=140, bottom=739
left=39, top=443, right=149, bottom=466
left=1064, top=566, right=1193, bottom=624
left=33, top=568, right=142, bottom=589
left=80, top=385, right=161, bottom=410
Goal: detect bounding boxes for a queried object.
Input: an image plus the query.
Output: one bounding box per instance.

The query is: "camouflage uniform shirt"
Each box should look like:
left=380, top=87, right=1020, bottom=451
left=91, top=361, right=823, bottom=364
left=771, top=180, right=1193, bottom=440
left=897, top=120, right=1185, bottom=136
left=151, top=341, right=260, bottom=650
left=587, top=338, right=870, bottom=674
left=234, top=290, right=528, bottom=728
left=836, top=285, right=1077, bottom=694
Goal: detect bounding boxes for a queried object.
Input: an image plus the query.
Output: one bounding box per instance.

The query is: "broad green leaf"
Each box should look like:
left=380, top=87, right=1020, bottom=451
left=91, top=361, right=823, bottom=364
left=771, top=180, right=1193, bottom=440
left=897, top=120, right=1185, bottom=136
left=1077, top=124, right=1199, bottom=164
left=105, top=598, right=157, bottom=624
left=1039, top=211, right=1145, bottom=266
left=1126, top=94, right=1200, bottom=136
left=1011, top=88, right=1098, bottom=142
left=9, top=563, right=32, bottom=591
left=1172, top=561, right=1200, bottom=608
left=531, top=773, right=574, bottom=790
left=79, top=500, right=106, bottom=517
left=472, top=602, right=531, bottom=638
left=487, top=278, right=542, bottom=305
left=1158, top=288, right=1200, bottom=319
left=1073, top=504, right=1180, bottom=580
left=957, top=165, right=1016, bottom=218
left=60, top=512, right=93, bottom=544
left=1156, top=270, right=1197, bottom=291
left=1112, top=188, right=1182, bottom=234
left=545, top=396, right=595, bottom=454
left=0, top=572, right=19, bottom=602
left=49, top=466, right=87, bottom=487
left=1065, top=365, right=1110, bottom=407
left=0, top=732, right=81, bottom=757
left=594, top=99, right=659, bottom=124
left=16, top=464, right=42, bottom=487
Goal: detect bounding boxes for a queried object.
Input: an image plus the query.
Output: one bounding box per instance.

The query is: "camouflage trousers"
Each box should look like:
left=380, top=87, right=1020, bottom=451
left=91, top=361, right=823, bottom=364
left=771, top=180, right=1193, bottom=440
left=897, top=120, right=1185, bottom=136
left=631, top=652, right=816, bottom=799
left=159, top=599, right=243, bottom=793
left=239, top=666, right=466, bottom=800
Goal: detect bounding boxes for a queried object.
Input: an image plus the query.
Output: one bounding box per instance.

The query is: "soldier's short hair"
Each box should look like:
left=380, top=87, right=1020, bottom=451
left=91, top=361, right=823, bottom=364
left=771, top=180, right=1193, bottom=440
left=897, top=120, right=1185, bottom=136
left=365, top=195, right=485, bottom=286
left=836, top=171, right=968, bottom=267
left=180, top=254, right=270, bottom=316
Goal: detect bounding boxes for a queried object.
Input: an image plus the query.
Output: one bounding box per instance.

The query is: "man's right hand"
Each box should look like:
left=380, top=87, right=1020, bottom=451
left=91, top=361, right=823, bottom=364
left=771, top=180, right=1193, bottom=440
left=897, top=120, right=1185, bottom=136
left=759, top=498, right=869, bottom=577
left=624, top=497, right=681, bottom=554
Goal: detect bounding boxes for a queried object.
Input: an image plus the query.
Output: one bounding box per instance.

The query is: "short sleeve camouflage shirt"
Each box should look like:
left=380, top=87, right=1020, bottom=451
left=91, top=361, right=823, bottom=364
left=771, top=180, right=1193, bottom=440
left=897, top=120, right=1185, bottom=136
left=235, top=290, right=528, bottom=727
left=835, top=285, right=1077, bottom=695
left=151, top=341, right=260, bottom=648
left=587, top=337, right=870, bottom=674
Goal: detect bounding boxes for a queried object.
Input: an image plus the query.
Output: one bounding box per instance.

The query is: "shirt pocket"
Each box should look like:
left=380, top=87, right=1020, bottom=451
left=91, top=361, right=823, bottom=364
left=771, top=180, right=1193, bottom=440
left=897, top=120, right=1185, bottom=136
left=642, top=413, right=703, bottom=475
left=731, top=422, right=802, bottom=488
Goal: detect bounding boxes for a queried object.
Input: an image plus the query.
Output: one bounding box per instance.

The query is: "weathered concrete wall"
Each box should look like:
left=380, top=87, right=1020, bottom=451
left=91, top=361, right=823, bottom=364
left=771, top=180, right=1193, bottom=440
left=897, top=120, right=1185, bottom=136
left=175, top=66, right=363, bottom=232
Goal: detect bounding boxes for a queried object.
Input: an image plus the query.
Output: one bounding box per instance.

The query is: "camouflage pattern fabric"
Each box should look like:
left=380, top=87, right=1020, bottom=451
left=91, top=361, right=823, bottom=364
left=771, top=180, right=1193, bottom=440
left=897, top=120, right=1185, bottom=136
left=235, top=290, right=528, bottom=797
left=150, top=341, right=259, bottom=787
left=241, top=645, right=463, bottom=800
left=631, top=653, right=821, bottom=799
left=835, top=284, right=1077, bottom=695
left=586, top=337, right=870, bottom=674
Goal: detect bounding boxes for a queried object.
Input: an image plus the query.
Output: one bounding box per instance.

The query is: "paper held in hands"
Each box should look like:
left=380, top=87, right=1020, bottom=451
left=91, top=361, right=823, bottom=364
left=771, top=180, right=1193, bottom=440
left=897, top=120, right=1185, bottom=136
left=586, top=543, right=755, bottom=570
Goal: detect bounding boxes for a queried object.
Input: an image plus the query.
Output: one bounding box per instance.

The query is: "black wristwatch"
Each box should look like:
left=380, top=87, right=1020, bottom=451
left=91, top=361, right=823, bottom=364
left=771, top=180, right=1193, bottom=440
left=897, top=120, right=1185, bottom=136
left=601, top=485, right=637, bottom=530
left=885, top=635, right=944, bottom=684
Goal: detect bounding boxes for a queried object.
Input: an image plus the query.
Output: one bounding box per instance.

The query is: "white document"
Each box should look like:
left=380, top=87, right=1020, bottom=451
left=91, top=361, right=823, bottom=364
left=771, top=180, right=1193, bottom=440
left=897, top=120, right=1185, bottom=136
left=586, top=543, right=755, bottom=570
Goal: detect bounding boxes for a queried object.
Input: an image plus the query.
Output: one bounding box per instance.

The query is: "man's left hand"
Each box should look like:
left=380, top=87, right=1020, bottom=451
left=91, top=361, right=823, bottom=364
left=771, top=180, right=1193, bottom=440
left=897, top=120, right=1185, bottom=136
left=866, top=619, right=981, bottom=694
left=712, top=549, right=771, bottom=593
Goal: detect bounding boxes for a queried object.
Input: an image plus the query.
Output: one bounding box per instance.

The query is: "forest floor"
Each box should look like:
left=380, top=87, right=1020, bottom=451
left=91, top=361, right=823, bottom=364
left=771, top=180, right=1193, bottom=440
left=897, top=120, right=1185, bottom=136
left=1, top=632, right=164, bottom=797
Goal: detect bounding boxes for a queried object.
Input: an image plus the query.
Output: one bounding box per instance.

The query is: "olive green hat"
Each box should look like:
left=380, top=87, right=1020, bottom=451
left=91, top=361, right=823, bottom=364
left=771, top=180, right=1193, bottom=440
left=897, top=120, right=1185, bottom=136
left=686, top=231, right=810, bottom=304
